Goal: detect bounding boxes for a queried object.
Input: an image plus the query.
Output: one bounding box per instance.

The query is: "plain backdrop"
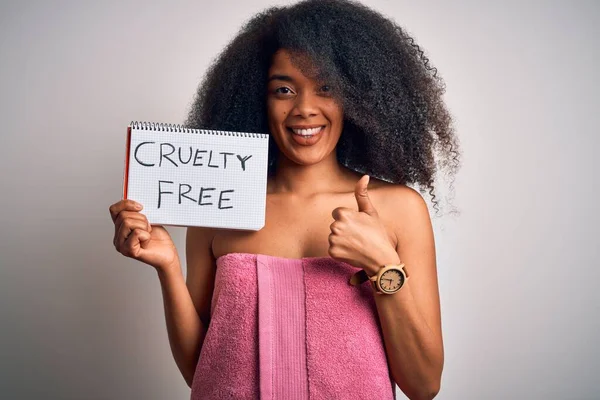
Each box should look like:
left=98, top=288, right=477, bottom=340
left=1, top=0, right=598, bottom=399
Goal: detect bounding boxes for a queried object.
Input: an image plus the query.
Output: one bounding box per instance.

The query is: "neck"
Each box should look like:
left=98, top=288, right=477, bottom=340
left=269, top=150, right=351, bottom=196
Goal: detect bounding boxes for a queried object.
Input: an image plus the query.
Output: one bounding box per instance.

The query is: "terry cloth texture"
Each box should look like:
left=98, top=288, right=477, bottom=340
left=190, top=253, right=396, bottom=400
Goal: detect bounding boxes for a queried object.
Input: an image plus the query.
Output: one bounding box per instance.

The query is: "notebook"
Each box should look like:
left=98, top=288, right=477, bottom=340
left=123, top=121, right=269, bottom=230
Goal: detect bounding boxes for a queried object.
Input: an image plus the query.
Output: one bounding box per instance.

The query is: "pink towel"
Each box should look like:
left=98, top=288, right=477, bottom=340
left=190, top=253, right=395, bottom=399
left=190, top=253, right=259, bottom=398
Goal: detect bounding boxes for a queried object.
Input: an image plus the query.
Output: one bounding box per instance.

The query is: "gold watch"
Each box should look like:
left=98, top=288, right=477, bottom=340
left=350, top=263, right=409, bottom=294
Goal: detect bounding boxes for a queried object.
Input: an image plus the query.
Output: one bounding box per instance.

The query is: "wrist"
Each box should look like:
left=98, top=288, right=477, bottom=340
left=156, top=258, right=182, bottom=279
left=364, top=250, right=401, bottom=276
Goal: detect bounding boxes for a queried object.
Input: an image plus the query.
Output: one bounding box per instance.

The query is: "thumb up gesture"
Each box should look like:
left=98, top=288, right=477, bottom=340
left=328, top=175, right=399, bottom=275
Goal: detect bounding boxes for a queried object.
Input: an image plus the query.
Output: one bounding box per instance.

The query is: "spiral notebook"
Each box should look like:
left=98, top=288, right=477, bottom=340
left=123, top=121, right=269, bottom=230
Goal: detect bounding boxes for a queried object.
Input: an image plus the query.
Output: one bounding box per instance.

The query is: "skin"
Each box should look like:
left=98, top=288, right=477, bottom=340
left=109, top=49, right=444, bottom=399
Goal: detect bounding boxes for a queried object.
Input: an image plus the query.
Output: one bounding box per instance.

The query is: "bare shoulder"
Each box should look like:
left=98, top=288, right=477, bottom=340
left=368, top=179, right=432, bottom=242
left=369, top=179, right=429, bottom=215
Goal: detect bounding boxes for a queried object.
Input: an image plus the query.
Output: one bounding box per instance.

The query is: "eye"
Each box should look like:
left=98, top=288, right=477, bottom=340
left=318, top=84, right=333, bottom=96
left=274, top=86, right=294, bottom=95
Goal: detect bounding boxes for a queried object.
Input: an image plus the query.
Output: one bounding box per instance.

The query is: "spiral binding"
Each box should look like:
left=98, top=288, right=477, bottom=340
left=130, top=121, right=268, bottom=139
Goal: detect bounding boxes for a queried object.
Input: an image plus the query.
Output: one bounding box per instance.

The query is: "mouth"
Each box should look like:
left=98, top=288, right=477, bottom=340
left=286, top=125, right=326, bottom=146
left=287, top=126, right=325, bottom=137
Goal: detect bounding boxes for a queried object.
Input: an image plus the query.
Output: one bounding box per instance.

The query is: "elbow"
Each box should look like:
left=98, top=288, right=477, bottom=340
left=418, top=383, right=440, bottom=400
left=403, top=382, right=440, bottom=400
left=185, top=352, right=202, bottom=389
left=184, top=369, right=196, bottom=389
left=395, top=370, right=442, bottom=400
left=398, top=351, right=444, bottom=399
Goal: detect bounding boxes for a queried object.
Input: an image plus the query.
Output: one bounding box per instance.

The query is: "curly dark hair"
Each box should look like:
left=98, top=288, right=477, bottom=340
left=185, top=0, right=461, bottom=214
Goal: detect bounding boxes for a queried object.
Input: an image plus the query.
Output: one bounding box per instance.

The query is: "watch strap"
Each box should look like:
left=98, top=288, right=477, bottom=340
left=349, top=269, right=371, bottom=286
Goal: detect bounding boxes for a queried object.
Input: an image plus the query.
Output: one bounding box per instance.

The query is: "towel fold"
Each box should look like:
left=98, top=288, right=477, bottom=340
left=257, top=254, right=309, bottom=400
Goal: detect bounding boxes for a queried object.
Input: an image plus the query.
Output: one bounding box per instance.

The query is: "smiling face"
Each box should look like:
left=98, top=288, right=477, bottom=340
left=266, top=49, right=344, bottom=166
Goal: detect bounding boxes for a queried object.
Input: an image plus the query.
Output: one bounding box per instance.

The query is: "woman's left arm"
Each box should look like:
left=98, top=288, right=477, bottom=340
left=369, top=188, right=443, bottom=400
left=329, top=176, right=443, bottom=400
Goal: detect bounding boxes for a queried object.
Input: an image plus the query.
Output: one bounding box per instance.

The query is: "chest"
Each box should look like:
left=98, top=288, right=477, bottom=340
left=212, top=192, right=360, bottom=258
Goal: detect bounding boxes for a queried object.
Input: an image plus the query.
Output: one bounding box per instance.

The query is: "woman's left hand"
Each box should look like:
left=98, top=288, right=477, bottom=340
left=328, top=175, right=400, bottom=275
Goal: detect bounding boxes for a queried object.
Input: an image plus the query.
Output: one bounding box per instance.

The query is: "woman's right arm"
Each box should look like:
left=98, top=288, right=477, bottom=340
left=159, top=226, right=216, bottom=388
left=109, top=200, right=216, bottom=388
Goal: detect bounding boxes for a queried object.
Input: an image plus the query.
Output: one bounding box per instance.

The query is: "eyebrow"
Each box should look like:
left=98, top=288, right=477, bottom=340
left=267, top=74, right=294, bottom=83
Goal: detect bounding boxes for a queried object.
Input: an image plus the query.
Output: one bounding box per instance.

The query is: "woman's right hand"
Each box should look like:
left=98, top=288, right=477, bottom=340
left=109, top=199, right=179, bottom=272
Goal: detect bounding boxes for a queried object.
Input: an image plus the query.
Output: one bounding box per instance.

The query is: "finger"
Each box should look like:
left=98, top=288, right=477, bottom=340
left=329, top=221, right=343, bottom=235
left=332, top=207, right=353, bottom=220
left=121, top=228, right=151, bottom=258
left=109, top=200, right=143, bottom=222
left=114, top=211, right=150, bottom=231
left=113, top=212, right=151, bottom=247
left=115, top=218, right=151, bottom=250
left=354, top=175, right=377, bottom=216
left=328, top=232, right=335, bottom=246
left=327, top=239, right=342, bottom=259
left=114, top=211, right=153, bottom=234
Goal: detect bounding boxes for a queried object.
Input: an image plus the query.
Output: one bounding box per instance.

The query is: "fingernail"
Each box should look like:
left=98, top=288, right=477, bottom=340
left=135, top=203, right=143, bottom=210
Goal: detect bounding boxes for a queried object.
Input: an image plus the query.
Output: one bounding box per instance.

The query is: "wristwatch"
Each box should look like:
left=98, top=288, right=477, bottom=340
left=350, top=263, right=409, bottom=294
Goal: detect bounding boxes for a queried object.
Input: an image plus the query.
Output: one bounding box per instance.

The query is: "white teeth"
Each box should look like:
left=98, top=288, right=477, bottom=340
left=291, top=127, right=322, bottom=136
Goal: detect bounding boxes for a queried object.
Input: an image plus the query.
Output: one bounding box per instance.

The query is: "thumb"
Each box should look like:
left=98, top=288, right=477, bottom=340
left=355, top=175, right=377, bottom=216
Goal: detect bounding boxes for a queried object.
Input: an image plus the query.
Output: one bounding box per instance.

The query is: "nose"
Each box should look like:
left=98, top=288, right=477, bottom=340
left=292, top=91, right=318, bottom=119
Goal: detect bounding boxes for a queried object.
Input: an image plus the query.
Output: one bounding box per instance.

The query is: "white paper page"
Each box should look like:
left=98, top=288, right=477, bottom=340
left=125, top=125, right=269, bottom=230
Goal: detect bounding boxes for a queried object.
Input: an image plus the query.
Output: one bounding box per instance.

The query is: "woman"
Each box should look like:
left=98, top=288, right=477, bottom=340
left=109, top=0, right=460, bottom=398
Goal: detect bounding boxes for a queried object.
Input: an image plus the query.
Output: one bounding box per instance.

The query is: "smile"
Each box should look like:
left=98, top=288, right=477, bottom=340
left=288, top=126, right=324, bottom=136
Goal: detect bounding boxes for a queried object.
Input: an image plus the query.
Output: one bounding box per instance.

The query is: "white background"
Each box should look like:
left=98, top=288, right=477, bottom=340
left=0, top=1, right=598, bottom=399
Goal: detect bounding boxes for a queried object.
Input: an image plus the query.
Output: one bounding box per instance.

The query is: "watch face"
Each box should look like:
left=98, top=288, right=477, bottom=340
left=379, top=268, right=405, bottom=293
